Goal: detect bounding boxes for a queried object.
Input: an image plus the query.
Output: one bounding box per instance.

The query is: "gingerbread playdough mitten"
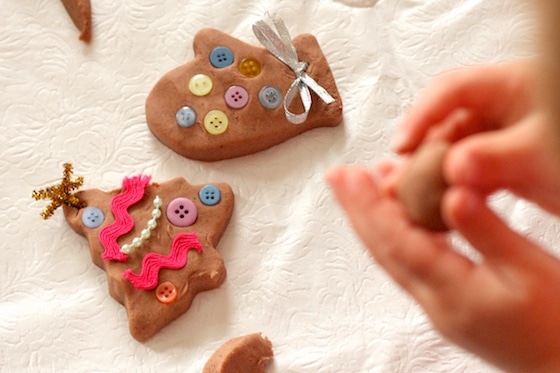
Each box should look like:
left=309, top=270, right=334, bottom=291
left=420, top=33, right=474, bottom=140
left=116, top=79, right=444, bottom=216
left=145, top=17, right=343, bottom=161
left=34, top=165, right=234, bottom=342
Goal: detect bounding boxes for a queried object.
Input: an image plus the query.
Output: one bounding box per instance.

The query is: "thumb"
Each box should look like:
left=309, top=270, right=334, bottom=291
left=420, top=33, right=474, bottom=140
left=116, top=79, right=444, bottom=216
left=443, top=119, right=537, bottom=194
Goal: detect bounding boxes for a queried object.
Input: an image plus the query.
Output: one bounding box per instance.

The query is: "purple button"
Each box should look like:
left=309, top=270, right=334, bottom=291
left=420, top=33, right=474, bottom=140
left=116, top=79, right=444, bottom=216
left=166, top=197, right=197, bottom=227
left=224, top=86, right=249, bottom=109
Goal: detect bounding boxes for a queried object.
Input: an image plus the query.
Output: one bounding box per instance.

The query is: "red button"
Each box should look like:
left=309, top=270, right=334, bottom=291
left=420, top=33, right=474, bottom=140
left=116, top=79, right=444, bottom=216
left=156, top=281, right=178, bottom=304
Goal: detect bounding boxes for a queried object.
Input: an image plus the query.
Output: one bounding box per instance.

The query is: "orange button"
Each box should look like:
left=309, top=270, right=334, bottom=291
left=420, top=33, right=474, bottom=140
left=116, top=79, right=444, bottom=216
left=155, top=281, right=178, bottom=304
left=238, top=57, right=261, bottom=78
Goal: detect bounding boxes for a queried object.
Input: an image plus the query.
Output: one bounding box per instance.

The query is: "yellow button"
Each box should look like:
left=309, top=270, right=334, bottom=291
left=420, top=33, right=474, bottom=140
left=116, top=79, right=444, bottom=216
left=188, top=74, right=213, bottom=96
left=204, top=110, right=229, bottom=135
left=238, top=57, right=261, bottom=78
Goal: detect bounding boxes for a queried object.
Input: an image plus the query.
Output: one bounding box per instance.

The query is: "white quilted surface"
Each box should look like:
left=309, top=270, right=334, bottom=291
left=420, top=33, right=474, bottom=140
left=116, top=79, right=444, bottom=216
left=0, top=0, right=549, bottom=371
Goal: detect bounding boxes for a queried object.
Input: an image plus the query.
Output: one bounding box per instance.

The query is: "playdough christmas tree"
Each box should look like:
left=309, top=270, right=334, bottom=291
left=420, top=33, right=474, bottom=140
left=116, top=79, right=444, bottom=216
left=33, top=164, right=234, bottom=341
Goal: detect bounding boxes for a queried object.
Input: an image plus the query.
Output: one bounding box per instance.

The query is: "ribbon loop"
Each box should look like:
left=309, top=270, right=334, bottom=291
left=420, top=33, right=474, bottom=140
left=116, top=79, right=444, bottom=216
left=253, top=16, right=335, bottom=124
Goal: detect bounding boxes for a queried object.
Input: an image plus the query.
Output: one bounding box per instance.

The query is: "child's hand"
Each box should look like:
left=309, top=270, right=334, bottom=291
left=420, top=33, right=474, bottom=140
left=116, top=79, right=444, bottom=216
left=394, top=60, right=560, bottom=216
left=326, top=60, right=560, bottom=371
left=326, top=165, right=560, bottom=372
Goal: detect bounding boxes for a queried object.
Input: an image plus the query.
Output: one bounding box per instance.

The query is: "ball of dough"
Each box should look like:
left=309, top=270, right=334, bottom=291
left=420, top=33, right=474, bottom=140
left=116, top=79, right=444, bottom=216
left=397, top=141, right=450, bottom=231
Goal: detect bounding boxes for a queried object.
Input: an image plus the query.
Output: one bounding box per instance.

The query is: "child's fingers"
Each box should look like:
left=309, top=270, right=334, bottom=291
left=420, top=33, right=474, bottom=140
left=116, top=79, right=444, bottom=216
left=326, top=166, right=473, bottom=298
left=326, top=166, right=418, bottom=288
left=424, top=108, right=484, bottom=144
left=370, top=159, right=397, bottom=179
left=443, top=186, right=535, bottom=263
left=371, top=159, right=405, bottom=198
left=393, top=61, right=532, bottom=153
left=443, top=117, right=540, bottom=193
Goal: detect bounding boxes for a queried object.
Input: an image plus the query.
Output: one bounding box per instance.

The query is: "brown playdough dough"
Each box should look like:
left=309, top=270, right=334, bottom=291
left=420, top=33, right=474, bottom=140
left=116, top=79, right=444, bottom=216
left=397, top=141, right=450, bottom=231
left=61, top=0, right=92, bottom=42
left=145, top=28, right=343, bottom=161
left=63, top=176, right=234, bottom=342
left=203, top=333, right=273, bottom=373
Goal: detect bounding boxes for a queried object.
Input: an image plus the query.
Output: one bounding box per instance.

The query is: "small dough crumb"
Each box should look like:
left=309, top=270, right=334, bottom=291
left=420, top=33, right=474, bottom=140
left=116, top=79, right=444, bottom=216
left=61, top=0, right=92, bottom=42
left=203, top=333, right=273, bottom=373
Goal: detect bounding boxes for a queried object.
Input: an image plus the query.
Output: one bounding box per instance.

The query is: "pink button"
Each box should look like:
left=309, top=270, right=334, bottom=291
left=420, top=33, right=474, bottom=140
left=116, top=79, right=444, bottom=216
left=224, top=86, right=249, bottom=109
left=166, top=197, right=197, bottom=227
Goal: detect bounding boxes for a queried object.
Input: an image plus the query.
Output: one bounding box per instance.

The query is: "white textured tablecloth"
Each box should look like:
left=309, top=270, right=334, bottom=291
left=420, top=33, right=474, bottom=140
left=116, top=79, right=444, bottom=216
left=1, top=0, right=551, bottom=371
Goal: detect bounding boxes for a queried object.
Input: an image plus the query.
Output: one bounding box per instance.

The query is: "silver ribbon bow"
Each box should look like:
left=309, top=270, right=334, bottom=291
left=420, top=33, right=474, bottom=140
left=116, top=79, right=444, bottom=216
left=253, top=16, right=335, bottom=124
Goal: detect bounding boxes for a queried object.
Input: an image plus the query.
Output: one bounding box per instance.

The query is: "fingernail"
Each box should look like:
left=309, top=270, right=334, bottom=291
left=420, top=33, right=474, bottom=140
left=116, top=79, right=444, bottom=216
left=325, top=166, right=342, bottom=185
left=390, top=125, right=409, bottom=152
left=445, top=186, right=483, bottom=226
left=327, top=166, right=361, bottom=194
left=445, top=146, right=481, bottom=185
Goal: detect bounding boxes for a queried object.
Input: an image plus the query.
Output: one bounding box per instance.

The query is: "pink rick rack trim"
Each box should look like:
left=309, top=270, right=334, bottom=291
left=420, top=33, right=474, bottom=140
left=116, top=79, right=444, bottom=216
left=99, top=175, right=152, bottom=262
left=123, top=232, right=203, bottom=290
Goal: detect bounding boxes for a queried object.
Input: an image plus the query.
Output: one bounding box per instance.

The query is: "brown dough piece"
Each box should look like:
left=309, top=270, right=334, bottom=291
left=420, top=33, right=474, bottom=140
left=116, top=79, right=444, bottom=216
left=203, top=333, right=273, bottom=373
left=63, top=176, right=234, bottom=342
left=61, top=0, right=92, bottom=42
left=397, top=141, right=450, bottom=231
left=145, top=28, right=343, bottom=161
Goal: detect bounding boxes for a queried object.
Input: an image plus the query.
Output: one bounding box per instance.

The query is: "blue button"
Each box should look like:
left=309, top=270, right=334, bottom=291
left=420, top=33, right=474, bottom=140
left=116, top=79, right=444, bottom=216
left=199, top=184, right=221, bottom=206
left=258, top=86, right=282, bottom=109
left=209, top=46, right=234, bottom=68
left=176, top=106, right=197, bottom=128
left=82, top=207, right=104, bottom=228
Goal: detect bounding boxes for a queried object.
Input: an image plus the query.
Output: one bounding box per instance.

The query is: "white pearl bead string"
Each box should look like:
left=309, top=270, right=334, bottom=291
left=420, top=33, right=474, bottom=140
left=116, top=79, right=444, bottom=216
left=120, top=196, right=163, bottom=254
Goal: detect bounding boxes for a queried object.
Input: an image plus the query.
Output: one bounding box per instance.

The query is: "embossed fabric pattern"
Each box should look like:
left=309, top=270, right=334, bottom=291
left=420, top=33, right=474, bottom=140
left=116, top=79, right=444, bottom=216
left=0, top=0, right=550, bottom=371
